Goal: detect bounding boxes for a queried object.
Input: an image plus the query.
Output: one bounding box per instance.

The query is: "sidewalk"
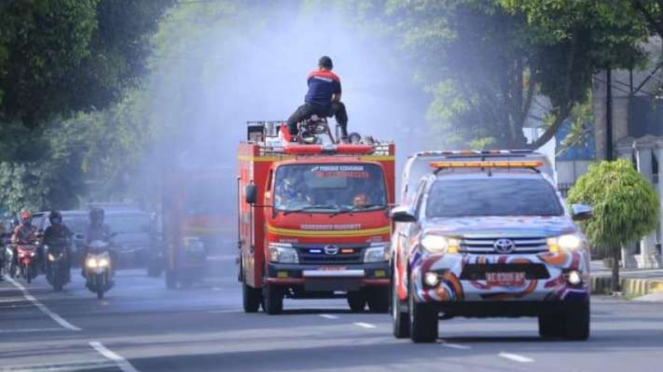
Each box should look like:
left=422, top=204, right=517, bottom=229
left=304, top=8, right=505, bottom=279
left=590, top=260, right=663, bottom=300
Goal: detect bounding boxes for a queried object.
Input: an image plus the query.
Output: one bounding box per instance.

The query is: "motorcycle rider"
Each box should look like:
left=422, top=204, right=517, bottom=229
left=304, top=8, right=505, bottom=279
left=82, top=208, right=113, bottom=277
left=43, top=211, right=73, bottom=275
left=287, top=56, right=349, bottom=142
left=11, top=211, right=39, bottom=272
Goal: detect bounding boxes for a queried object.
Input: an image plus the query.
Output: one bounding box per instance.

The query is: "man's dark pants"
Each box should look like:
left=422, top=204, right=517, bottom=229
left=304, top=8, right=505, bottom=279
left=287, top=102, right=348, bottom=138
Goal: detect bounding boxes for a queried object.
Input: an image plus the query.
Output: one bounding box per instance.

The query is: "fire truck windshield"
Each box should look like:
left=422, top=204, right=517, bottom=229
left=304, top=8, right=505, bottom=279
left=273, top=163, right=387, bottom=213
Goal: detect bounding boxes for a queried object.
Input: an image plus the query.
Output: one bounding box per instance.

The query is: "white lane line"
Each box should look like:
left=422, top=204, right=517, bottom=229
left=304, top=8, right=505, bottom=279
left=0, top=327, right=66, bottom=334
left=90, top=341, right=139, bottom=372
left=319, top=314, right=339, bottom=320
left=440, top=342, right=471, bottom=350
left=2, top=359, right=115, bottom=371
left=6, top=277, right=81, bottom=331
left=499, top=352, right=534, bottom=363
left=354, top=322, right=376, bottom=329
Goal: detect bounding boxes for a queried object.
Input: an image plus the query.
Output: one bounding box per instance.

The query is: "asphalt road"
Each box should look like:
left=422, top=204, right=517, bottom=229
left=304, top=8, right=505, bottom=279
left=1, top=255, right=662, bottom=372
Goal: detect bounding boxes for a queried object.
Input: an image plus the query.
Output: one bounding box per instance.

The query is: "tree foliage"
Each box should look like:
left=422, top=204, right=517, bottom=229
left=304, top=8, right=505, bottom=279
left=567, top=159, right=660, bottom=250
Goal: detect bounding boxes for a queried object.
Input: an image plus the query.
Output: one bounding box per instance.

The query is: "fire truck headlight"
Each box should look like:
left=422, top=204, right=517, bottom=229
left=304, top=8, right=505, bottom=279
left=268, top=243, right=299, bottom=264
left=364, top=243, right=390, bottom=263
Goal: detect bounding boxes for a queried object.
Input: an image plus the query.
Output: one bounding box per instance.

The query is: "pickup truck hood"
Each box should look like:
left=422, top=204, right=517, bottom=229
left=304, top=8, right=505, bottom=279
left=423, top=216, right=578, bottom=238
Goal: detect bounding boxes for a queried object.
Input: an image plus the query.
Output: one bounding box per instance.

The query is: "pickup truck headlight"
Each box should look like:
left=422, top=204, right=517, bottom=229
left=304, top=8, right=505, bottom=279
left=421, top=235, right=460, bottom=254
left=268, top=243, right=299, bottom=264
left=364, top=243, right=390, bottom=263
left=547, top=234, right=583, bottom=252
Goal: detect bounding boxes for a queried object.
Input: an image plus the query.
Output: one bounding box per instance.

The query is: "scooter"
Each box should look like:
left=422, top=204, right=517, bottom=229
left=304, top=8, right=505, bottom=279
left=84, top=240, right=114, bottom=299
left=45, top=241, right=71, bottom=292
left=16, top=243, right=39, bottom=284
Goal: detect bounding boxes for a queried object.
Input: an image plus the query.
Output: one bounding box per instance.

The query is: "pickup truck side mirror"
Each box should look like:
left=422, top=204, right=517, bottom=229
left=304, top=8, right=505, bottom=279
left=390, top=205, right=417, bottom=223
left=571, top=204, right=593, bottom=221
left=245, top=184, right=257, bottom=205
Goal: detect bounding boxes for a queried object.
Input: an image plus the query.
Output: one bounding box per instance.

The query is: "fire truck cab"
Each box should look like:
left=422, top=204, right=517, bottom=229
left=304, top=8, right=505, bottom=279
left=238, top=122, right=396, bottom=314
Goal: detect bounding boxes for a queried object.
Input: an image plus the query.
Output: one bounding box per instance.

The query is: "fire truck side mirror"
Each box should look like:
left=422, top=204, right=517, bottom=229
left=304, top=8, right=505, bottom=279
left=245, top=185, right=257, bottom=205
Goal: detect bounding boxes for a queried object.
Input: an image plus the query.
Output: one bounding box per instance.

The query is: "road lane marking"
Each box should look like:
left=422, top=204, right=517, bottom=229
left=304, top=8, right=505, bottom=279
left=319, top=314, right=339, bottom=320
left=354, top=322, right=376, bottom=329
left=90, top=341, right=139, bottom=372
left=440, top=341, right=471, bottom=350
left=6, top=277, right=81, bottom=331
left=499, top=352, right=534, bottom=363
left=0, top=327, right=66, bottom=334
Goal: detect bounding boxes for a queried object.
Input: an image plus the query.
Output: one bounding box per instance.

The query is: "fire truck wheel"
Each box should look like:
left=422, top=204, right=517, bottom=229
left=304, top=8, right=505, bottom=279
left=263, top=284, right=283, bottom=315
left=242, top=280, right=262, bottom=313
left=367, top=288, right=390, bottom=313
left=347, top=291, right=366, bottom=312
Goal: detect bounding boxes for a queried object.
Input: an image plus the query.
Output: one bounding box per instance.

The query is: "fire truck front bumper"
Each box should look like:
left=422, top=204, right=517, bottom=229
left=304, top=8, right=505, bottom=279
left=266, top=263, right=390, bottom=292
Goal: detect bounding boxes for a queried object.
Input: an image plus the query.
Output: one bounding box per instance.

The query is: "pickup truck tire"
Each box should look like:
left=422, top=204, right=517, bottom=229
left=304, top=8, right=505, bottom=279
left=409, top=280, right=438, bottom=343
left=263, top=283, right=283, bottom=315
left=347, top=291, right=366, bottom=312
left=367, top=288, right=389, bottom=313
left=562, top=301, right=590, bottom=341
left=538, top=313, right=564, bottom=339
left=392, top=277, right=410, bottom=338
left=242, top=279, right=262, bottom=313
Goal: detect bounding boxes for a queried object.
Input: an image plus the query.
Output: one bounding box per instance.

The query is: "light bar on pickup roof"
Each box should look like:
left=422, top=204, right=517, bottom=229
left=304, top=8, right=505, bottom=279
left=416, top=149, right=535, bottom=157
left=430, top=160, right=543, bottom=169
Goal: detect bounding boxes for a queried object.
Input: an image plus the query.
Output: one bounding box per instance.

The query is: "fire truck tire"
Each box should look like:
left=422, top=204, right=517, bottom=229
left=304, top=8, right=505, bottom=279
left=242, top=280, right=262, bottom=313
left=367, top=288, right=389, bottom=313
left=347, top=291, right=366, bottom=312
left=165, top=270, right=177, bottom=289
left=263, top=283, right=283, bottom=315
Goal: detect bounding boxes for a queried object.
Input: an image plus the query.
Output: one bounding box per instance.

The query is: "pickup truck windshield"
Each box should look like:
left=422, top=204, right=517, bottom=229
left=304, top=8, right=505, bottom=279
left=426, top=178, right=564, bottom=218
left=274, top=163, right=387, bottom=212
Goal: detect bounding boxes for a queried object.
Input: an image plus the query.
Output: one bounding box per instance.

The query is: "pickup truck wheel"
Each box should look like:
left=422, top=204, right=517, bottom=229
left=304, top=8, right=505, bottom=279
left=263, top=283, right=283, bottom=315
left=562, top=301, right=590, bottom=341
left=347, top=292, right=366, bottom=312
left=367, top=288, right=389, bottom=313
left=409, top=280, right=438, bottom=343
left=392, top=277, right=410, bottom=338
left=242, top=279, right=262, bottom=313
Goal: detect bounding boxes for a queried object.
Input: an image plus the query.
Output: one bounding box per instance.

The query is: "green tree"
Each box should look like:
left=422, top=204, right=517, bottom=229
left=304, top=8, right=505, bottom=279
left=567, top=159, right=660, bottom=293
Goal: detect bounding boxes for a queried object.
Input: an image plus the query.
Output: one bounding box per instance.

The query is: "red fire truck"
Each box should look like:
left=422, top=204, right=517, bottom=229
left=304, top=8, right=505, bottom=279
left=238, top=122, right=396, bottom=314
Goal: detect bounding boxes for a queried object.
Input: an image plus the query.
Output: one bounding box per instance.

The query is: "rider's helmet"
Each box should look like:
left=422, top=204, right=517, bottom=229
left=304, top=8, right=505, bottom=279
left=90, top=208, right=105, bottom=225
left=20, top=211, right=32, bottom=226
left=319, top=56, right=333, bottom=70
left=49, top=211, right=63, bottom=226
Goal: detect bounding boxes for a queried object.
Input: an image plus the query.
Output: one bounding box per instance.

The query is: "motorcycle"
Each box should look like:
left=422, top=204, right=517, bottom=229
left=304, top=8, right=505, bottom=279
left=16, top=242, right=39, bottom=284
left=296, top=116, right=361, bottom=144
left=45, top=239, right=71, bottom=291
left=84, top=240, right=114, bottom=299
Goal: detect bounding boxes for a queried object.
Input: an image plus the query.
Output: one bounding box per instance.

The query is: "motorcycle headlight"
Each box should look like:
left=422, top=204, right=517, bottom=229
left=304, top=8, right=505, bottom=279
left=30, top=251, right=36, bottom=257
left=547, top=234, right=583, bottom=253
left=48, top=253, right=56, bottom=261
left=268, top=243, right=299, bottom=264
left=98, top=258, right=110, bottom=267
left=420, top=235, right=460, bottom=254
left=86, top=258, right=98, bottom=268
left=364, top=243, right=390, bottom=263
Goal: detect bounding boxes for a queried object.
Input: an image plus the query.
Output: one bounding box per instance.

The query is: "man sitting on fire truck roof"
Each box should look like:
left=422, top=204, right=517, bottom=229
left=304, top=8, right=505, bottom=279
left=286, top=56, right=349, bottom=142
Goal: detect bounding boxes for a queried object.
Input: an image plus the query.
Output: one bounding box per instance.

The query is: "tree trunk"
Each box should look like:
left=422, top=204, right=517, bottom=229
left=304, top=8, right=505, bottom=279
left=611, top=245, right=621, bottom=293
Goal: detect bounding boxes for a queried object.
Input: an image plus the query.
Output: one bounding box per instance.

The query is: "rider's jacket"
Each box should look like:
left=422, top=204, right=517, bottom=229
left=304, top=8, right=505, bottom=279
left=12, top=224, right=37, bottom=244
left=84, top=223, right=111, bottom=244
left=305, top=69, right=342, bottom=109
left=43, top=225, right=72, bottom=246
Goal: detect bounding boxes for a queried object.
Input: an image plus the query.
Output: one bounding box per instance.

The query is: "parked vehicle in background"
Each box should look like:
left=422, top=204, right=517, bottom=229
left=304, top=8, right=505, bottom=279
left=104, top=209, right=152, bottom=267
left=391, top=158, right=592, bottom=343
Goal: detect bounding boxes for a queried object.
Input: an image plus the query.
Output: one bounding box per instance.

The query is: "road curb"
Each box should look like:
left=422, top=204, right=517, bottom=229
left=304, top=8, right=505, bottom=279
left=591, top=276, right=663, bottom=297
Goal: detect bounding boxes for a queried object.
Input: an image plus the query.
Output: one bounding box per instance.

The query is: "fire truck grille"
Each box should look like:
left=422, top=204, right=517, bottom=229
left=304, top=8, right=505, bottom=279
left=295, top=245, right=366, bottom=265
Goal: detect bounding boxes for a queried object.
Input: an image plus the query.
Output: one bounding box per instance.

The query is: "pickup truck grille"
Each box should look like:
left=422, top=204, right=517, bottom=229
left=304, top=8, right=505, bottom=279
left=461, top=237, right=549, bottom=254
left=295, top=245, right=366, bottom=265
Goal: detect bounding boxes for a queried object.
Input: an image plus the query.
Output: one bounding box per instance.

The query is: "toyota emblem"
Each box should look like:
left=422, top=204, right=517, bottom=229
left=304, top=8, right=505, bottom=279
left=324, top=245, right=340, bottom=255
left=493, top=239, right=515, bottom=253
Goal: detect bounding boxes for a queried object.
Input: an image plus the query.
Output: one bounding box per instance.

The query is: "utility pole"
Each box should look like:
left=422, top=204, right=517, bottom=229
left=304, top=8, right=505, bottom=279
left=606, top=68, right=614, bottom=161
